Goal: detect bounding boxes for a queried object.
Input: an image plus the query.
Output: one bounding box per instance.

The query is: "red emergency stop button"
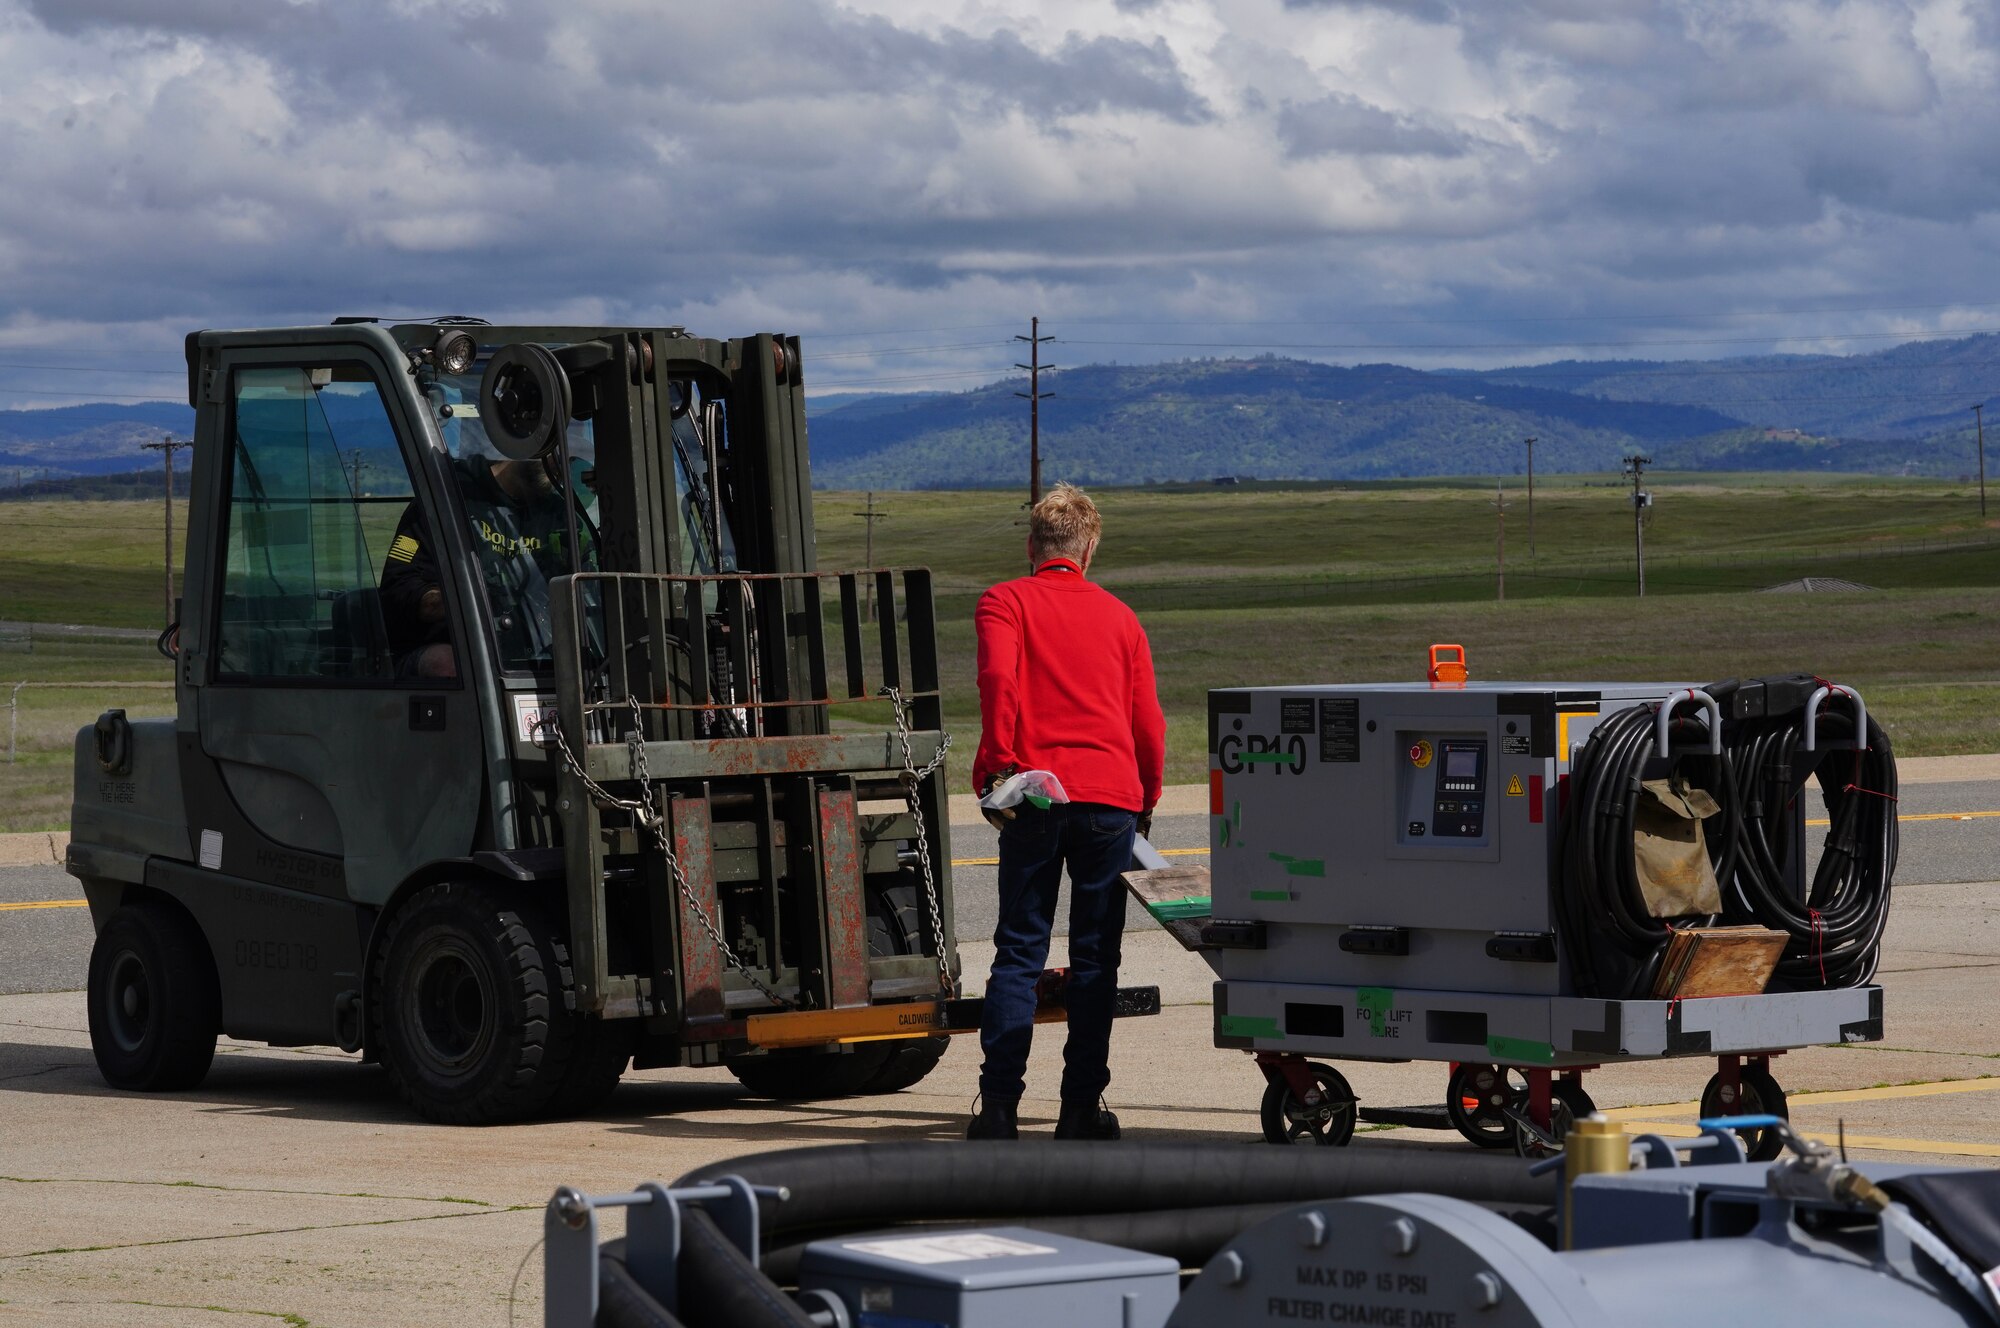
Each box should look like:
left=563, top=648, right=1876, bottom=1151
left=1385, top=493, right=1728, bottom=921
left=1409, top=740, right=1433, bottom=769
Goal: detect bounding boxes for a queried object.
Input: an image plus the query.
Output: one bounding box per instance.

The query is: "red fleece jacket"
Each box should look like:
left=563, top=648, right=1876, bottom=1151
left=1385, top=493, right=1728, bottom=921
left=972, top=565, right=1166, bottom=813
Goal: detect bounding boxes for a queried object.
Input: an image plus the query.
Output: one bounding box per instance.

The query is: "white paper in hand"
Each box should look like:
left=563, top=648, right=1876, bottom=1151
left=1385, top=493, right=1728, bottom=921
left=978, top=769, right=1069, bottom=811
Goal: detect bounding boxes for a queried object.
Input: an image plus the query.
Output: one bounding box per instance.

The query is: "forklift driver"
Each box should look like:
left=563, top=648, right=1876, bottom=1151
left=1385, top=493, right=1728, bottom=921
left=380, top=452, right=588, bottom=678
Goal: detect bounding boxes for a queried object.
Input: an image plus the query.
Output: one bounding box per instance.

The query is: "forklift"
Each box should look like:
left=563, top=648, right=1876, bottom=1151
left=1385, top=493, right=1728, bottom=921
left=66, top=318, right=1129, bottom=1124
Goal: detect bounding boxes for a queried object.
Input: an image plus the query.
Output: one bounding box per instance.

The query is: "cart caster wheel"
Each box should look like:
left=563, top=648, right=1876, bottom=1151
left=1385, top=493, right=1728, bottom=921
left=1701, top=1066, right=1789, bottom=1161
left=1260, top=1062, right=1357, bottom=1146
left=1446, top=1064, right=1521, bottom=1149
left=1511, top=1079, right=1596, bottom=1159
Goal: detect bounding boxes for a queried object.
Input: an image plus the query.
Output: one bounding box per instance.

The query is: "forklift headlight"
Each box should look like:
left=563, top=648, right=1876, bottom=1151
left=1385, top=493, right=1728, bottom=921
left=435, top=329, right=479, bottom=376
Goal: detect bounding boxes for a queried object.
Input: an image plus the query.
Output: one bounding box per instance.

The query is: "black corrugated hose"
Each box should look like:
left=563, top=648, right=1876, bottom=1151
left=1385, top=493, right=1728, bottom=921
left=1556, top=674, right=1897, bottom=999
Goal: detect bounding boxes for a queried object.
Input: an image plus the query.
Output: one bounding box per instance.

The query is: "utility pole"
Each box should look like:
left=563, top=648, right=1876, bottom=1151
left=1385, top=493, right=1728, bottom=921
left=851, top=490, right=888, bottom=621
left=1522, top=436, right=1537, bottom=558
left=1973, top=404, right=1988, bottom=520
left=1494, top=481, right=1507, bottom=602
left=140, top=436, right=188, bottom=625
left=345, top=449, right=365, bottom=497
left=1014, top=316, right=1055, bottom=506
left=1623, top=453, right=1651, bottom=598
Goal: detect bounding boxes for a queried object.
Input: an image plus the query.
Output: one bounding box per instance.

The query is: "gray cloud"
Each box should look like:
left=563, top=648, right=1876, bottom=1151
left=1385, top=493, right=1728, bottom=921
left=0, top=0, right=1997, bottom=410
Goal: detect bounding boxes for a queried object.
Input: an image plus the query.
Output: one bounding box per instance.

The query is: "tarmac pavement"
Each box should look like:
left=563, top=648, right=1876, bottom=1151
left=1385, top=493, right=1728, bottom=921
left=0, top=760, right=1996, bottom=1325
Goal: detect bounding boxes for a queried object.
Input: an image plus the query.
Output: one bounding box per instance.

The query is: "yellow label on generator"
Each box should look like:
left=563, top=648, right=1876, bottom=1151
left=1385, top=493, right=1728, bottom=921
left=1506, top=774, right=1525, bottom=796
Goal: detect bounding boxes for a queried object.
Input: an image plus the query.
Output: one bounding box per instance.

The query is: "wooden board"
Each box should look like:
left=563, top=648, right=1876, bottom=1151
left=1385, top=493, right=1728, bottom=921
left=1652, top=925, right=1790, bottom=999
left=1120, top=865, right=1213, bottom=952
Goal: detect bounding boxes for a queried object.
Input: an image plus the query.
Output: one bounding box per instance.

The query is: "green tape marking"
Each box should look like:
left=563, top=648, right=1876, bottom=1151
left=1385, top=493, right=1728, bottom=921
left=1147, top=896, right=1212, bottom=922
left=1267, top=852, right=1326, bottom=878
left=1486, top=1034, right=1556, bottom=1065
left=1241, top=750, right=1291, bottom=763
left=1356, top=986, right=1395, bottom=1038
left=1249, top=890, right=1291, bottom=902
left=1218, top=1014, right=1283, bottom=1040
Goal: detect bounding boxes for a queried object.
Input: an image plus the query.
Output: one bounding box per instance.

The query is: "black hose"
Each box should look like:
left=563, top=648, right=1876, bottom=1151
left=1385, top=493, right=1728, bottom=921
left=677, top=1140, right=1557, bottom=1253
left=1556, top=674, right=1897, bottom=998
left=675, top=1209, right=816, bottom=1328
left=596, top=1241, right=688, bottom=1328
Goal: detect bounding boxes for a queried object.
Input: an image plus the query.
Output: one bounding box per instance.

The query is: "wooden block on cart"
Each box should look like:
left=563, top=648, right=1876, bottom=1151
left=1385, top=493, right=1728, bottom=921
left=1120, top=865, right=1213, bottom=951
left=1651, top=925, right=1790, bottom=999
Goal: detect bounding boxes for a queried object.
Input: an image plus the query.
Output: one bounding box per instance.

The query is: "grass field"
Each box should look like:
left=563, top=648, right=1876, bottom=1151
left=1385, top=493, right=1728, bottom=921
left=2, top=476, right=1996, bottom=830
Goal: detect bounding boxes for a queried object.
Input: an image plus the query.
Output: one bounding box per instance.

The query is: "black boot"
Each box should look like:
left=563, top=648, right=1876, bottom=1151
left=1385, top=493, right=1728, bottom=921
left=1053, top=1099, right=1121, bottom=1141
left=966, top=1097, right=1020, bottom=1140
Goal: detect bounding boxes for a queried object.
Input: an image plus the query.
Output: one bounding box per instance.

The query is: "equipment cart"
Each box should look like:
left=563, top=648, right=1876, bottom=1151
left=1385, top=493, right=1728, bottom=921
left=1129, top=658, right=1897, bottom=1159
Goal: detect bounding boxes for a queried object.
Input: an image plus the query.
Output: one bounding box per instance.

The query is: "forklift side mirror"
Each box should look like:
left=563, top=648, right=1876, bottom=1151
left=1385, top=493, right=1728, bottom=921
left=479, top=343, right=572, bottom=460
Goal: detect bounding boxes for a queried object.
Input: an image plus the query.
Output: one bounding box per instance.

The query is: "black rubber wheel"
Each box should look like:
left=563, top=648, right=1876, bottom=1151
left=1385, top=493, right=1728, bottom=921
left=859, top=880, right=950, bottom=1093
left=537, top=934, right=632, bottom=1119
left=372, top=882, right=581, bottom=1125
left=1259, top=1062, right=1358, bottom=1146
left=1511, top=1078, right=1597, bottom=1158
left=726, top=875, right=947, bottom=1100
left=1700, top=1066, right=1790, bottom=1162
left=87, top=902, right=220, bottom=1092
left=1446, top=1064, right=1521, bottom=1149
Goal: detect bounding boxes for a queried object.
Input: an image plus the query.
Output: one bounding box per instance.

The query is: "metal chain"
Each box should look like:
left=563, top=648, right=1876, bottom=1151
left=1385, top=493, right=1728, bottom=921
left=544, top=699, right=794, bottom=1009
left=880, top=685, right=955, bottom=994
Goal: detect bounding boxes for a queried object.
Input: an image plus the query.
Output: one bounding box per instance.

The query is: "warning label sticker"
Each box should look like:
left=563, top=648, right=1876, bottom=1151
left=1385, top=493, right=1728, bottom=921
left=1501, top=735, right=1531, bottom=756
left=1505, top=774, right=1526, bottom=796
left=1281, top=698, right=1315, bottom=733
left=1319, top=698, right=1360, bottom=762
left=841, top=1234, right=1059, bottom=1266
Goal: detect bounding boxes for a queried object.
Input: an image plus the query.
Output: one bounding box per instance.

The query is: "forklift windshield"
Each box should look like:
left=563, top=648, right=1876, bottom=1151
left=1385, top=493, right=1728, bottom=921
left=415, top=364, right=598, bottom=672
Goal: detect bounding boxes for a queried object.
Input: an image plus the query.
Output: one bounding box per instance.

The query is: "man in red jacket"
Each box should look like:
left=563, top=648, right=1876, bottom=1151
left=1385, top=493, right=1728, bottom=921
left=967, top=484, right=1166, bottom=1141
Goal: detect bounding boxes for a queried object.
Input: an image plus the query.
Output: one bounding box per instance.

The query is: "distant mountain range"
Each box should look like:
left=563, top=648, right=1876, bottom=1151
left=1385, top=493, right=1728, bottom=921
left=6, top=334, right=1995, bottom=489
left=809, top=334, right=2000, bottom=487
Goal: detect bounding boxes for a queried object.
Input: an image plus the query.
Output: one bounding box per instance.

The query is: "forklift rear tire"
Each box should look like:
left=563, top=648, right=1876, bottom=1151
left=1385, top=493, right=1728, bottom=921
left=87, top=901, right=220, bottom=1092
left=372, top=882, right=580, bottom=1125
left=726, top=877, right=948, bottom=1100
left=858, top=879, right=949, bottom=1094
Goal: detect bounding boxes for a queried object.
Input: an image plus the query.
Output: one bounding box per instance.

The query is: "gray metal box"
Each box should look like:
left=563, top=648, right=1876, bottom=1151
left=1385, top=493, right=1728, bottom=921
left=797, top=1225, right=1179, bottom=1328
left=1208, top=681, right=1685, bottom=996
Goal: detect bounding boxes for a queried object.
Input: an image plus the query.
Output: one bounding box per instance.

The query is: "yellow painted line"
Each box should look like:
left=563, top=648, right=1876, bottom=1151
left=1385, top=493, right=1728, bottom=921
left=1806, top=809, right=2000, bottom=826
left=1611, top=1119, right=2000, bottom=1159
left=0, top=899, right=87, bottom=913
left=1601, top=1076, right=2000, bottom=1121
left=951, top=847, right=1210, bottom=868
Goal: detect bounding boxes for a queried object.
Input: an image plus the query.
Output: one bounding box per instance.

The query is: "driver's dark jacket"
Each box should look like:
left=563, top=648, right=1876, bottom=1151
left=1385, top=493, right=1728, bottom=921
left=380, top=456, right=584, bottom=668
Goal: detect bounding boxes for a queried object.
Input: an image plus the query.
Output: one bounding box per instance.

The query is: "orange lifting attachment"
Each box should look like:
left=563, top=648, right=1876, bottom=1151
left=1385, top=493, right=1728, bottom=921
left=1427, top=642, right=1468, bottom=686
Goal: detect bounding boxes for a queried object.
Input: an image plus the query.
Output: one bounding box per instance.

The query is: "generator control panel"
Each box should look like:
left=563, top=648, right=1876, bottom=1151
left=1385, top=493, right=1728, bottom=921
left=1430, top=738, right=1487, bottom=838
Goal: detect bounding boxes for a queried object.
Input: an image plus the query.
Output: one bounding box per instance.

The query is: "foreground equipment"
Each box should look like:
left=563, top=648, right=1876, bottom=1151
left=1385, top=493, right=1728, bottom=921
left=541, top=1127, right=2000, bottom=1326
left=68, top=317, right=1156, bottom=1122
left=1156, top=663, right=1893, bottom=1154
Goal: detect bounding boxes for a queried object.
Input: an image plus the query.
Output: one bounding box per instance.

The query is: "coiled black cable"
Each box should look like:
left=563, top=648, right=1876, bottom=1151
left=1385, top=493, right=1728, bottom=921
left=1556, top=676, right=1897, bottom=998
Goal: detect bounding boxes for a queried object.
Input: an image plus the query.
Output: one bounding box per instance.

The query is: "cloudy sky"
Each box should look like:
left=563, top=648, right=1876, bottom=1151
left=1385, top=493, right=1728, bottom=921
left=2, top=0, right=1998, bottom=409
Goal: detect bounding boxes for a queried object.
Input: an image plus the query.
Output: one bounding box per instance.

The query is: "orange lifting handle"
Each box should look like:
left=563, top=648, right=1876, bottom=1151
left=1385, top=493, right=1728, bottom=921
left=1428, top=643, right=1468, bottom=685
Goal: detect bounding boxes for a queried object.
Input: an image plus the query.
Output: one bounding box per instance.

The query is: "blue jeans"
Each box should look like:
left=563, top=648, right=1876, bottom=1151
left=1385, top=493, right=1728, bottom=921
left=978, top=801, right=1135, bottom=1105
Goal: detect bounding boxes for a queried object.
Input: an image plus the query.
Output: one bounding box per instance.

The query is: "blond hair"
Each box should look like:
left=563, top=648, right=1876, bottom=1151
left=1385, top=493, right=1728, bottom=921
left=1028, top=482, right=1102, bottom=562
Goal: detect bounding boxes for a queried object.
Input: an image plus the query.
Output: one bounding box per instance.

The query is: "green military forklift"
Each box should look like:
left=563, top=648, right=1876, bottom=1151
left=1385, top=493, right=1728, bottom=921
left=67, top=318, right=969, bottom=1123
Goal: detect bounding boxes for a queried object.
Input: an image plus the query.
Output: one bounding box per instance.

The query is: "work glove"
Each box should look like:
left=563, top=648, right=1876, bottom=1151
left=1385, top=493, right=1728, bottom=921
left=980, top=770, right=1016, bottom=833
left=1136, top=810, right=1153, bottom=840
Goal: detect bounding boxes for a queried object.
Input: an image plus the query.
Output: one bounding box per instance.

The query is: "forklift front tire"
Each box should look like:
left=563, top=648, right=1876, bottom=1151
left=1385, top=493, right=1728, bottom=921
left=87, top=902, right=221, bottom=1093
left=372, top=883, right=577, bottom=1125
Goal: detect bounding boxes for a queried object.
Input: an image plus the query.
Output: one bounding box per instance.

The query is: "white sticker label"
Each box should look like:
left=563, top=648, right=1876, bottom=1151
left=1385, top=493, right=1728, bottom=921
left=513, top=694, right=558, bottom=747
left=198, top=829, right=223, bottom=871
left=841, top=1234, right=1058, bottom=1266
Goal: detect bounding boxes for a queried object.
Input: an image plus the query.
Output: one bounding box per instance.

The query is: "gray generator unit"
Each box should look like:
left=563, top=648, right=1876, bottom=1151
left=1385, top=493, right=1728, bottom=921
left=540, top=1130, right=2000, bottom=1328
left=1197, top=675, right=1894, bottom=1154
